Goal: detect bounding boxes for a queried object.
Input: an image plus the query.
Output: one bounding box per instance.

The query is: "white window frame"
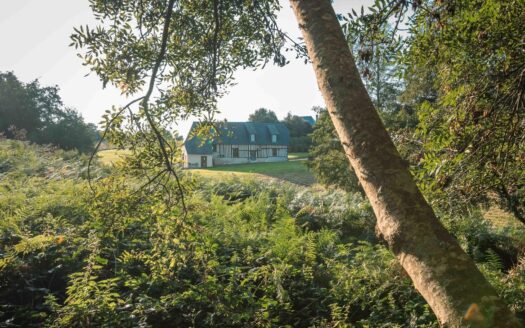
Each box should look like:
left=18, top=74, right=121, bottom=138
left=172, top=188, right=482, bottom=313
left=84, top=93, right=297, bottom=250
left=271, top=134, right=277, bottom=143
left=250, top=134, right=255, bottom=142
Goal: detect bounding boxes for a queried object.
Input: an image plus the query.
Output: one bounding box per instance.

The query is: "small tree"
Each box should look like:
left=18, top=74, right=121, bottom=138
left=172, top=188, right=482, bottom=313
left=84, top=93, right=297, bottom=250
left=282, top=112, right=313, bottom=152
left=308, top=110, right=359, bottom=192
left=248, top=108, right=279, bottom=123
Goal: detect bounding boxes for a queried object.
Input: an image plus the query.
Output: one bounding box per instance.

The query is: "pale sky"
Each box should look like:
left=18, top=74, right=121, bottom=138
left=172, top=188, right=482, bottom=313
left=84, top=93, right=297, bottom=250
left=0, top=0, right=370, bottom=136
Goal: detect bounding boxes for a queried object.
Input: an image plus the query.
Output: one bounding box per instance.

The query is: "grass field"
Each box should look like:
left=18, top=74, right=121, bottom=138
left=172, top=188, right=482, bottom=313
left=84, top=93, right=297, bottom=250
left=98, top=150, right=309, bottom=163
left=97, top=149, right=315, bottom=185
left=97, top=149, right=132, bottom=165
left=194, top=160, right=315, bottom=185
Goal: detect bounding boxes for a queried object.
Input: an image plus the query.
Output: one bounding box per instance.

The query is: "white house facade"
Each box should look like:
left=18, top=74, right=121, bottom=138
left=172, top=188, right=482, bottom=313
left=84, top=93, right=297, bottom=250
left=183, top=122, right=290, bottom=168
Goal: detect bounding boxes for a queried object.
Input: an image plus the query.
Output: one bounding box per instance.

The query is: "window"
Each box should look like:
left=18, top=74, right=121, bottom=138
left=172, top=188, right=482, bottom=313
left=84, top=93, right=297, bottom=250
left=232, top=147, right=239, bottom=158
left=272, top=134, right=277, bottom=143
left=250, top=134, right=255, bottom=142
left=272, top=148, right=277, bottom=157
left=212, top=144, right=217, bottom=152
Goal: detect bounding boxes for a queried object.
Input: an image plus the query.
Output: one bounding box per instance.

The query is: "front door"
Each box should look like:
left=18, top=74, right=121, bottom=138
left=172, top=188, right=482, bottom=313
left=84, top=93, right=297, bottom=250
left=250, top=150, right=256, bottom=161
left=201, top=156, right=207, bottom=168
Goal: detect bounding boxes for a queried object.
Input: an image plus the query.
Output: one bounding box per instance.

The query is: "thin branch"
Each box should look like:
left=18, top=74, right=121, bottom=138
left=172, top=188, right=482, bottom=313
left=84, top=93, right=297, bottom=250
left=211, top=0, right=221, bottom=92
left=139, top=0, right=188, bottom=217
left=88, top=95, right=145, bottom=192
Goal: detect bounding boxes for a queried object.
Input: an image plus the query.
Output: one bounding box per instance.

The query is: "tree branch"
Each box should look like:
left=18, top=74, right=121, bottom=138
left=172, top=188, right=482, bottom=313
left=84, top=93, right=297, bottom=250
left=139, top=0, right=188, bottom=217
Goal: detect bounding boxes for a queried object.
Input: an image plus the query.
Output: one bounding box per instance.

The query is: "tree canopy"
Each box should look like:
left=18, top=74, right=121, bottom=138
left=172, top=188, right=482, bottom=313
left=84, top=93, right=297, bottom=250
left=404, top=0, right=525, bottom=224
left=0, top=71, right=98, bottom=153
left=307, top=109, right=360, bottom=192
left=248, top=107, right=279, bottom=123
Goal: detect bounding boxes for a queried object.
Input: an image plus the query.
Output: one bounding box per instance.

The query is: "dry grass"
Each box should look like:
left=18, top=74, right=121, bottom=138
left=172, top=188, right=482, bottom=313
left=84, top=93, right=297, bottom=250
left=483, top=207, right=522, bottom=229
left=97, top=149, right=132, bottom=165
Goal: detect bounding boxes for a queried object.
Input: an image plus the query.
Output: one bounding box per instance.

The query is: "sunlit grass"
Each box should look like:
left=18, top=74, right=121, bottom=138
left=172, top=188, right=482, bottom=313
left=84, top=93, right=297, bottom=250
left=193, top=160, right=315, bottom=185
left=483, top=207, right=522, bottom=229
left=97, top=149, right=132, bottom=165
left=288, top=152, right=309, bottom=160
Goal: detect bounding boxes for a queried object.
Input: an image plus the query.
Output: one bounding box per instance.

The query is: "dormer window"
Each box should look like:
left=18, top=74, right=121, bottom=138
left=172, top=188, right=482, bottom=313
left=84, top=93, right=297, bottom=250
left=271, top=134, right=277, bottom=143
left=250, top=134, right=255, bottom=142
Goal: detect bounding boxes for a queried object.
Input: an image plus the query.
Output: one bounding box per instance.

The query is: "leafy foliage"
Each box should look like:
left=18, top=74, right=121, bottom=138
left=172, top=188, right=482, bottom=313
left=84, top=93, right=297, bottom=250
left=0, top=140, right=443, bottom=327
left=0, top=71, right=98, bottom=153
left=404, top=0, right=525, bottom=224
left=282, top=112, right=313, bottom=153
left=248, top=108, right=279, bottom=123
left=2, top=140, right=524, bottom=327
left=307, top=110, right=360, bottom=193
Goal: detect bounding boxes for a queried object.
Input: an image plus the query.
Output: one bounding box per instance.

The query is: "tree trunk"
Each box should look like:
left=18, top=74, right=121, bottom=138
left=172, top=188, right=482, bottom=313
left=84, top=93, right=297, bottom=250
left=288, top=1, right=520, bottom=327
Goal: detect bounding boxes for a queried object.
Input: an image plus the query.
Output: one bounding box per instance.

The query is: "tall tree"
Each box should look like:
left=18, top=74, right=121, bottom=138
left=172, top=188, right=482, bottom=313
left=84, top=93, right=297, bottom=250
left=288, top=1, right=518, bottom=326
left=343, top=18, right=402, bottom=115
left=74, top=0, right=519, bottom=325
left=308, top=19, right=417, bottom=192
left=0, top=72, right=42, bottom=137
left=282, top=112, right=312, bottom=137
left=248, top=107, right=279, bottom=123
left=0, top=71, right=97, bottom=152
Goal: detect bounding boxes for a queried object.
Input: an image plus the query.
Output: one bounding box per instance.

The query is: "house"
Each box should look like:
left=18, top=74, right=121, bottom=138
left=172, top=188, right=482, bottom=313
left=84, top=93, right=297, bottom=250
left=183, top=121, right=290, bottom=168
left=300, top=115, right=316, bottom=126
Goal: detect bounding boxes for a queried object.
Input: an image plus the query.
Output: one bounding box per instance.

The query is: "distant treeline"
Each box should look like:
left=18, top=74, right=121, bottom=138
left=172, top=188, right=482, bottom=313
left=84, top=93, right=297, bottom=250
left=0, top=71, right=98, bottom=153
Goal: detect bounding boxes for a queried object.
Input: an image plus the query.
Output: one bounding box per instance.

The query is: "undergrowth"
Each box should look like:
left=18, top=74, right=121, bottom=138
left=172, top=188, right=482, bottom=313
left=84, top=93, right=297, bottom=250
left=0, top=140, right=523, bottom=327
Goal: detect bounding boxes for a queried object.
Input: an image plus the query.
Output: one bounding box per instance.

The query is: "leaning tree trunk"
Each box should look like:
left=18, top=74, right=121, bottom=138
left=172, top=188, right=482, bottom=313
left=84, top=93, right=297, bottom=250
left=289, top=1, right=520, bottom=327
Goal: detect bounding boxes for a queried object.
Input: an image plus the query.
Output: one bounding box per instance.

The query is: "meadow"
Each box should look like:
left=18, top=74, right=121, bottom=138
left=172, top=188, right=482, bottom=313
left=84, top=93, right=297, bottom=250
left=195, top=160, right=315, bottom=186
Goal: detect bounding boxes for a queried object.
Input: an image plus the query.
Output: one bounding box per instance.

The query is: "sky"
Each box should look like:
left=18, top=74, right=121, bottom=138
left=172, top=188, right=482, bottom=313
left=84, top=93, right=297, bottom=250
left=0, top=0, right=370, bottom=136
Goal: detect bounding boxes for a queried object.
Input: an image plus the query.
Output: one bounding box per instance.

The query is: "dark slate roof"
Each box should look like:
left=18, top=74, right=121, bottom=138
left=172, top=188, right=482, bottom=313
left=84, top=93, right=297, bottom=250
left=184, top=121, right=290, bottom=155
left=300, top=116, right=316, bottom=126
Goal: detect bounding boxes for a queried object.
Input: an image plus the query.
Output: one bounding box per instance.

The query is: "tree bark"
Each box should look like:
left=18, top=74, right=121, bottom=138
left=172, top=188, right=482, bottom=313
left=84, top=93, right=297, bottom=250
left=288, top=1, right=520, bottom=327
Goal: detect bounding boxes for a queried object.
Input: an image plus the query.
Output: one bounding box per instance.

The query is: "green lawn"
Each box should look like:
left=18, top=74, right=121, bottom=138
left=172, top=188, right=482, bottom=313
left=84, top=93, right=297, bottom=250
left=288, top=152, right=309, bottom=160
left=98, top=149, right=315, bottom=185
left=194, top=160, right=315, bottom=185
